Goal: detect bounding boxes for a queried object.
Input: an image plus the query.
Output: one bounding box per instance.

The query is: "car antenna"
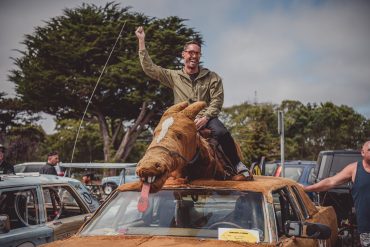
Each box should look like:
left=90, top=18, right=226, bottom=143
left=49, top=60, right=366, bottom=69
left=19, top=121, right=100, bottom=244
left=70, top=21, right=127, bottom=162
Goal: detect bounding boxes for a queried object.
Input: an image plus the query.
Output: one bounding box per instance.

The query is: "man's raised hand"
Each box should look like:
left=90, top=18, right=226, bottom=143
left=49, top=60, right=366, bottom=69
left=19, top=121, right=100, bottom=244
left=135, top=26, right=145, bottom=40
left=135, top=26, right=146, bottom=51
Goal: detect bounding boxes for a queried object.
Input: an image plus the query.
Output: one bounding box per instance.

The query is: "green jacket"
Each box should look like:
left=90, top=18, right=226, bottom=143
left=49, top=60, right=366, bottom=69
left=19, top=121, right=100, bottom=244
left=139, top=49, right=224, bottom=118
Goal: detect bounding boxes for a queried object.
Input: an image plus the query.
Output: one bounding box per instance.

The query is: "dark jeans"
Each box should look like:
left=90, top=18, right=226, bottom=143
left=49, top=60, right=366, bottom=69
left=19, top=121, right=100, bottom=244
left=205, top=117, right=240, bottom=166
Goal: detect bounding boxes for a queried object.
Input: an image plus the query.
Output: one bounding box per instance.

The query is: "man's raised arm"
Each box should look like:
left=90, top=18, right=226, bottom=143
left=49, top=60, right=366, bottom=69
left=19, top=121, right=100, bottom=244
left=135, top=26, right=146, bottom=51
left=304, top=162, right=355, bottom=192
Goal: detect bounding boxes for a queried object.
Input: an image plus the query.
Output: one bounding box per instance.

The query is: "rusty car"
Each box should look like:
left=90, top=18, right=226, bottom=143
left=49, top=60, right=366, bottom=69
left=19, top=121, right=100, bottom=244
left=41, top=176, right=337, bottom=247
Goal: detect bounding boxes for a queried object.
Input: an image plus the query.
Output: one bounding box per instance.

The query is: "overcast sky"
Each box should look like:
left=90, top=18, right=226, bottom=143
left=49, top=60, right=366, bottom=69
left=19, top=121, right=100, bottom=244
left=1, top=0, right=369, bottom=133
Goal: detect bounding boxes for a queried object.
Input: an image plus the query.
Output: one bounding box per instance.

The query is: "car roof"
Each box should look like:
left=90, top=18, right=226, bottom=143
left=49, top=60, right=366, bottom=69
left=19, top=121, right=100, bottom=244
left=319, top=149, right=361, bottom=155
left=59, top=163, right=137, bottom=169
left=14, top=162, right=65, bottom=167
left=119, top=176, right=299, bottom=200
left=0, top=174, right=80, bottom=188
left=14, top=162, right=44, bottom=166
left=266, top=160, right=316, bottom=165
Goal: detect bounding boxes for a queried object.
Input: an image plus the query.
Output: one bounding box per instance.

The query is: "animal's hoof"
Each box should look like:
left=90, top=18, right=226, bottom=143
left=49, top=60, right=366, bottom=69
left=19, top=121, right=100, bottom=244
left=232, top=170, right=254, bottom=181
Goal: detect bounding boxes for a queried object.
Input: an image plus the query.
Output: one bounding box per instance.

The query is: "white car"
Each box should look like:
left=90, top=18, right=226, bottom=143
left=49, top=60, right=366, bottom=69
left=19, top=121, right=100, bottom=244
left=14, top=162, right=65, bottom=176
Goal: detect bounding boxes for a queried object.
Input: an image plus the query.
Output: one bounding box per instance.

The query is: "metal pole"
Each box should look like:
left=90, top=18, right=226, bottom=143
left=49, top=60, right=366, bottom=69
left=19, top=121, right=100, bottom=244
left=278, top=111, right=285, bottom=177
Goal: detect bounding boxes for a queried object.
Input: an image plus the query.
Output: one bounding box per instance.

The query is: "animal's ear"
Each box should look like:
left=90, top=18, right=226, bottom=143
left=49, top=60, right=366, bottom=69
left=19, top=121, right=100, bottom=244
left=163, top=102, right=189, bottom=118
left=181, top=101, right=207, bottom=120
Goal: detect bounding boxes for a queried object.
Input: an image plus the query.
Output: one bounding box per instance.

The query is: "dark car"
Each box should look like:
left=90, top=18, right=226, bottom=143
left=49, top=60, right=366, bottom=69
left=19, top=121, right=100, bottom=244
left=263, top=160, right=316, bottom=186
left=314, top=150, right=362, bottom=246
left=263, top=160, right=317, bottom=200
left=314, top=150, right=362, bottom=220
left=315, top=150, right=362, bottom=185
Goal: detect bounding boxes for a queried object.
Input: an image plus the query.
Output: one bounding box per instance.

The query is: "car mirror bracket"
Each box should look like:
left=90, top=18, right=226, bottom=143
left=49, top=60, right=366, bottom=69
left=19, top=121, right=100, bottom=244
left=284, top=221, right=331, bottom=240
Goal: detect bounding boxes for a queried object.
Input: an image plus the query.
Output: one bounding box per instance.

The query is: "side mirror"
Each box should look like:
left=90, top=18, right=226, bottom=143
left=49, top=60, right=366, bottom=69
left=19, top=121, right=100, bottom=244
left=0, top=214, right=10, bottom=233
left=285, top=221, right=331, bottom=240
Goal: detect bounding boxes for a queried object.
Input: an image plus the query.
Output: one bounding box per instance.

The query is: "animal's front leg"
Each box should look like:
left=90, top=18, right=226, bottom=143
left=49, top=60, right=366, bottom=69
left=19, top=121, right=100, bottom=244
left=164, top=169, right=188, bottom=185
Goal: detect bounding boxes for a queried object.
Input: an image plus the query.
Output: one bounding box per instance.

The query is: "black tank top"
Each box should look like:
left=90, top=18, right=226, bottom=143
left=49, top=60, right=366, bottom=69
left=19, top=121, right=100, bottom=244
left=352, top=161, right=370, bottom=233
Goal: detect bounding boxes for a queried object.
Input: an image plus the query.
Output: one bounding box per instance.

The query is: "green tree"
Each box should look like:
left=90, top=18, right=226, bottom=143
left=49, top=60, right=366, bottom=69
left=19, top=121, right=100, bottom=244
left=280, top=101, right=369, bottom=159
left=6, top=125, right=46, bottom=164
left=280, top=100, right=313, bottom=159
left=221, top=102, right=279, bottom=164
left=0, top=92, right=45, bottom=163
left=44, top=119, right=104, bottom=162
left=308, top=102, right=368, bottom=154
left=0, top=92, right=39, bottom=137
left=43, top=118, right=150, bottom=163
left=9, top=3, right=201, bottom=162
left=223, top=100, right=369, bottom=163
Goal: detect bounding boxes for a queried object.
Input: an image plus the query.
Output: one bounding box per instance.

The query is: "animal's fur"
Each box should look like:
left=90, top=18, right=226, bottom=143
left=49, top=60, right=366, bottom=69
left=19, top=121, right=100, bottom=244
left=136, top=101, right=246, bottom=192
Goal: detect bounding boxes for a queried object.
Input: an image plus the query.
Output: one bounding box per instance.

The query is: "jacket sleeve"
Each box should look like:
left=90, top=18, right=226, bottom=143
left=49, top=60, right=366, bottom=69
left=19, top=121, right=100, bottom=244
left=48, top=166, right=57, bottom=175
left=204, top=74, right=224, bottom=118
left=39, top=165, right=57, bottom=175
left=1, top=161, right=14, bottom=174
left=7, top=163, right=15, bottom=174
left=139, top=49, right=174, bottom=88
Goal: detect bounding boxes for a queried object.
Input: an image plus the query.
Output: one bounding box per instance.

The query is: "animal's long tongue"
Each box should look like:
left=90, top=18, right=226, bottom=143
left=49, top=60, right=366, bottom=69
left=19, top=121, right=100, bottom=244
left=137, top=182, right=150, bottom=212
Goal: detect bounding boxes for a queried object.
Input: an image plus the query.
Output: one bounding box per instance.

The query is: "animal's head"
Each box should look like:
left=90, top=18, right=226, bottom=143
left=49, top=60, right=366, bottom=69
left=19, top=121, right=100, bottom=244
left=136, top=101, right=206, bottom=192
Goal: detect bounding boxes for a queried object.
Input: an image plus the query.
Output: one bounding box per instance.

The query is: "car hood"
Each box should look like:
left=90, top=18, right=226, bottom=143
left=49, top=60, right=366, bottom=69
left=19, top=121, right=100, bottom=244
left=42, top=235, right=275, bottom=247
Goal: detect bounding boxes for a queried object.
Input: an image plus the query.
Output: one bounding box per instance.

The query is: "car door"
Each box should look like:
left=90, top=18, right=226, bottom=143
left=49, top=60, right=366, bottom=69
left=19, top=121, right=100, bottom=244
left=0, top=186, right=53, bottom=247
left=272, top=186, right=318, bottom=247
left=290, top=185, right=337, bottom=247
left=41, top=185, right=90, bottom=241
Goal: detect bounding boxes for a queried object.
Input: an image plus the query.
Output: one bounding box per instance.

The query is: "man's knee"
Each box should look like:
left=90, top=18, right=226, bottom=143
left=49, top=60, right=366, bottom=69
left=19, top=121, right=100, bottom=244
left=206, top=118, right=229, bottom=138
left=213, top=128, right=229, bottom=139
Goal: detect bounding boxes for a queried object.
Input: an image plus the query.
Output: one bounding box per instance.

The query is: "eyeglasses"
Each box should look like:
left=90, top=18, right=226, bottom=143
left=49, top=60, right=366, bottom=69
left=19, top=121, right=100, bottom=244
left=184, top=50, right=201, bottom=56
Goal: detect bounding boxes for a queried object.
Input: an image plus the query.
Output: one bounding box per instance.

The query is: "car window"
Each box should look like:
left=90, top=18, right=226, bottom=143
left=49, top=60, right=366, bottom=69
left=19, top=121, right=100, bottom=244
left=55, top=165, right=65, bottom=176
left=42, top=186, right=88, bottom=222
left=25, top=164, right=44, bottom=173
left=291, top=186, right=309, bottom=219
left=124, top=167, right=136, bottom=176
left=81, top=189, right=266, bottom=243
left=68, top=168, right=102, bottom=182
left=307, top=167, right=316, bottom=185
left=117, top=167, right=139, bottom=184
left=14, top=165, right=24, bottom=173
left=264, top=163, right=278, bottom=176
left=330, top=155, right=361, bottom=176
left=0, top=187, right=40, bottom=229
left=272, top=187, right=300, bottom=237
left=282, top=167, right=303, bottom=182
left=68, top=168, right=124, bottom=182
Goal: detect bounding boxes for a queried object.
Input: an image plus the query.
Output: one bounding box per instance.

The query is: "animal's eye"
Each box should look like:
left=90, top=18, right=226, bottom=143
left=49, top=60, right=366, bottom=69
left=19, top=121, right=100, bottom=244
left=175, top=133, right=182, bottom=140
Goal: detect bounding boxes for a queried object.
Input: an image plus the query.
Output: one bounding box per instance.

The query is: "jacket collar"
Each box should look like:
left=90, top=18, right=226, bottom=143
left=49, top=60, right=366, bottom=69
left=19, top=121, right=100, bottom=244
left=180, top=67, right=210, bottom=81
